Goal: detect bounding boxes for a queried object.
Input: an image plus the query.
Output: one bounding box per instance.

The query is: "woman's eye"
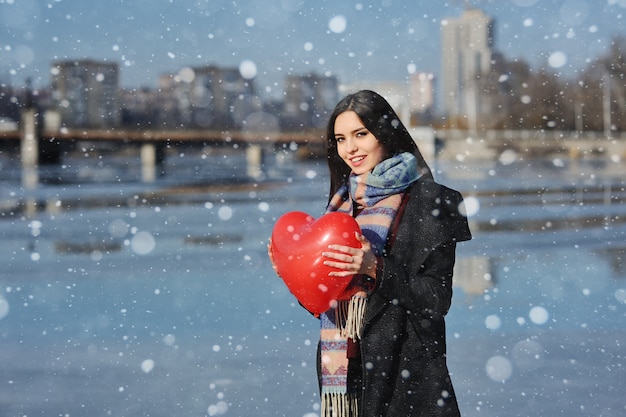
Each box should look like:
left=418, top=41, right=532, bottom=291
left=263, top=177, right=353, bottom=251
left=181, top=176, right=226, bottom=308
left=335, top=136, right=344, bottom=143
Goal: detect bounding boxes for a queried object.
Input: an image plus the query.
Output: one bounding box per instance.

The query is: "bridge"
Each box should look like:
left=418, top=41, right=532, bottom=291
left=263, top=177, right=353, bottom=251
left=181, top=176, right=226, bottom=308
left=3, top=110, right=626, bottom=187
left=1, top=109, right=327, bottom=185
left=0, top=125, right=325, bottom=145
left=425, top=128, right=626, bottom=163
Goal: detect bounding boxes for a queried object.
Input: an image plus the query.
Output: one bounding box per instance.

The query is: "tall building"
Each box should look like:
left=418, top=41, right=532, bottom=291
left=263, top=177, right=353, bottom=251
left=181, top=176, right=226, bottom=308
left=283, top=73, right=338, bottom=130
left=159, top=65, right=260, bottom=130
left=118, top=87, right=158, bottom=128
left=440, top=8, right=495, bottom=128
left=50, top=59, right=119, bottom=128
left=190, top=65, right=257, bottom=129
left=154, top=73, right=184, bottom=129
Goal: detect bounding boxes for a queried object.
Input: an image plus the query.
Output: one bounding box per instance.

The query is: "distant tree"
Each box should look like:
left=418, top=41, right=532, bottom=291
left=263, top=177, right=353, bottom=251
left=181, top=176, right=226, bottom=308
left=475, top=52, right=511, bottom=129
left=478, top=53, right=573, bottom=131
left=577, top=35, right=626, bottom=132
left=473, top=35, right=626, bottom=133
left=480, top=53, right=534, bottom=129
left=522, top=66, right=571, bottom=130
left=602, top=35, right=626, bottom=131
left=576, top=67, right=604, bottom=131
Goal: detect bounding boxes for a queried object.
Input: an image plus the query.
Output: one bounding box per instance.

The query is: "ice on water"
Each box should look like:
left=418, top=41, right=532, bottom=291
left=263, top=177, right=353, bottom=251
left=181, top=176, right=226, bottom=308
left=0, top=152, right=625, bottom=416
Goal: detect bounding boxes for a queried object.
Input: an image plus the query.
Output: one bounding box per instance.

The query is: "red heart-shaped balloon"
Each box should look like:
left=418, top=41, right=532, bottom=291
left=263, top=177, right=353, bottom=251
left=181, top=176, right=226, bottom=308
left=271, top=211, right=362, bottom=315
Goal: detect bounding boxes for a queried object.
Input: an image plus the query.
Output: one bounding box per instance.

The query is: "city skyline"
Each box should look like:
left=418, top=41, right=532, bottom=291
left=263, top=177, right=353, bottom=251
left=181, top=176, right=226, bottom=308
left=1, top=0, right=625, bottom=98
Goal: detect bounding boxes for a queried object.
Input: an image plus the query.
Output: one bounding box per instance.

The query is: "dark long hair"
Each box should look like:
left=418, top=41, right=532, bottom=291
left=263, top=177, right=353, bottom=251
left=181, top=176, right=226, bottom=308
left=325, top=90, right=432, bottom=200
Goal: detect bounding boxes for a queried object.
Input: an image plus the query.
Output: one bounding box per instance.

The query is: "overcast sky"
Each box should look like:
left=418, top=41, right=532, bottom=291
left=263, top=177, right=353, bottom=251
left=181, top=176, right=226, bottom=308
left=1, top=0, right=625, bottom=97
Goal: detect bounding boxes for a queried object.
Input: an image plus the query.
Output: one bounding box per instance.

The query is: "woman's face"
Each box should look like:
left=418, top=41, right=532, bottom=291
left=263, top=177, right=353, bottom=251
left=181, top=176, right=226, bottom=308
left=334, top=111, right=385, bottom=175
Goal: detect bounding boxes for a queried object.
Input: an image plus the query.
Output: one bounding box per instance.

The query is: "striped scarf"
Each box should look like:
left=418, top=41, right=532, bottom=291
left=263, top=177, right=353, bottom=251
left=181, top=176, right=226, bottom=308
left=320, top=152, right=420, bottom=417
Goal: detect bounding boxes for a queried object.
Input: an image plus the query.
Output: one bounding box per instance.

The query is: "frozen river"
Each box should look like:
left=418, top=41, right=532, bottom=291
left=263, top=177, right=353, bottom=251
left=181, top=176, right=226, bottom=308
left=1, top=149, right=625, bottom=416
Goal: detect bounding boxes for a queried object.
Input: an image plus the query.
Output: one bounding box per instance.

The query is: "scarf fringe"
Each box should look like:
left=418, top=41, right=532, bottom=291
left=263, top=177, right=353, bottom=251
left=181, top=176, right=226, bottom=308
left=321, top=392, right=359, bottom=417
left=338, top=295, right=367, bottom=340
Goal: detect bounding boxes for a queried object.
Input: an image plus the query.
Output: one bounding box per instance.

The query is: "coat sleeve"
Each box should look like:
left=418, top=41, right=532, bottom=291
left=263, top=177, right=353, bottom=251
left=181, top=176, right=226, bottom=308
left=377, top=242, right=457, bottom=319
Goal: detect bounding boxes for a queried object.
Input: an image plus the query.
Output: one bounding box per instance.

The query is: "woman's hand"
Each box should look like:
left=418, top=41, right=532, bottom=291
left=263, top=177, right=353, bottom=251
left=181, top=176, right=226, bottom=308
left=267, top=238, right=280, bottom=276
left=322, top=232, right=378, bottom=278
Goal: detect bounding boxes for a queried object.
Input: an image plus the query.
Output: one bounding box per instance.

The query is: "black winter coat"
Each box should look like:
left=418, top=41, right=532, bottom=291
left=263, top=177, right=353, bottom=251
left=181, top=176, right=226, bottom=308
left=317, top=177, right=472, bottom=417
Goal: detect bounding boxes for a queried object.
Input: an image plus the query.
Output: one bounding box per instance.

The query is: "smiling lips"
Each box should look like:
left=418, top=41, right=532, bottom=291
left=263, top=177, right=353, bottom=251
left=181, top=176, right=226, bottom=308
left=349, top=155, right=366, bottom=166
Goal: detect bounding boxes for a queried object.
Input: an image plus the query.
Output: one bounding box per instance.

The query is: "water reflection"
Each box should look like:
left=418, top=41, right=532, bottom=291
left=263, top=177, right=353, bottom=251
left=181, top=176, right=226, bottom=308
left=454, top=256, right=495, bottom=295
left=597, top=247, right=626, bottom=279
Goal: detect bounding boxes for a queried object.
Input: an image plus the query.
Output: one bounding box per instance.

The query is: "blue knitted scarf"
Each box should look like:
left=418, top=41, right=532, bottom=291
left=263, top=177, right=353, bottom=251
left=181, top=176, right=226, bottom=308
left=320, top=152, right=420, bottom=417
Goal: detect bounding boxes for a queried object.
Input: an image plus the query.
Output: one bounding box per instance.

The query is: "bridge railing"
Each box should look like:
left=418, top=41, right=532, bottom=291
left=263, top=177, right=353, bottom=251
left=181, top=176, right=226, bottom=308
left=0, top=127, right=326, bottom=145
left=437, top=129, right=626, bottom=142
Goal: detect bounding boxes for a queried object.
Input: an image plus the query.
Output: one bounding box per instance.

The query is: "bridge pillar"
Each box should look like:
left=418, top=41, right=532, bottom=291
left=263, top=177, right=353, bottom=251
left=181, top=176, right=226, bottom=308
left=21, top=109, right=39, bottom=190
left=139, top=142, right=166, bottom=182
left=246, top=144, right=265, bottom=178
left=40, top=110, right=63, bottom=164
left=140, top=143, right=159, bottom=182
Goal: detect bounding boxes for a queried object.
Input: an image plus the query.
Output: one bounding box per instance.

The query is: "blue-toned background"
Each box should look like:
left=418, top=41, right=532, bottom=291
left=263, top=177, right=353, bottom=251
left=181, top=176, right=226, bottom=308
left=1, top=151, right=624, bottom=416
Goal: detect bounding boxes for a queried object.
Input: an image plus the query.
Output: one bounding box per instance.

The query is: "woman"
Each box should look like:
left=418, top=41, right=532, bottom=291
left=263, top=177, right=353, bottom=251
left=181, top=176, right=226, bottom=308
left=272, top=90, right=472, bottom=416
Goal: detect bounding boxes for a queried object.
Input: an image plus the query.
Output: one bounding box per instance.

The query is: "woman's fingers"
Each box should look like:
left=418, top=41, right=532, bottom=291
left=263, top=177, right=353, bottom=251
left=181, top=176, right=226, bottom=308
left=323, top=247, right=363, bottom=277
left=324, top=234, right=376, bottom=277
left=267, top=239, right=280, bottom=275
left=322, top=249, right=356, bottom=262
